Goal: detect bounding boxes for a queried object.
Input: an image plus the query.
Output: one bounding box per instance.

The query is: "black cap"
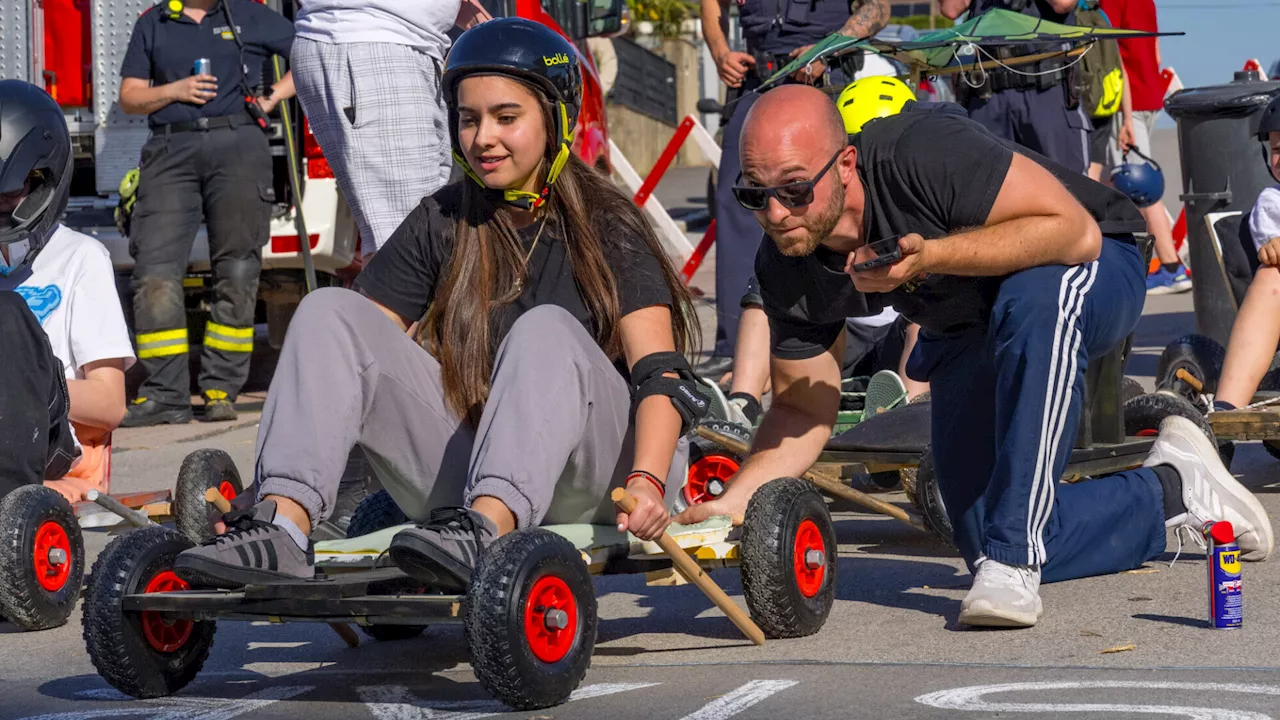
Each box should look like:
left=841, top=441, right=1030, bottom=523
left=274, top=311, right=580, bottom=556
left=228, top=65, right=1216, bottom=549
left=1259, top=93, right=1280, bottom=141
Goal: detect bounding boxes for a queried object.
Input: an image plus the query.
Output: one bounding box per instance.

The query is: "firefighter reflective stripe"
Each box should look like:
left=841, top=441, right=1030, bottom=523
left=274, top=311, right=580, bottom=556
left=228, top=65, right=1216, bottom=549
left=204, top=321, right=253, bottom=353
left=136, top=328, right=189, bottom=359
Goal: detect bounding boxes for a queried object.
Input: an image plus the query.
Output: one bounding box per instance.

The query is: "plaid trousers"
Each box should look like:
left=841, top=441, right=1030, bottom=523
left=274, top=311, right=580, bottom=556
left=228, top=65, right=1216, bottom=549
left=292, top=38, right=453, bottom=256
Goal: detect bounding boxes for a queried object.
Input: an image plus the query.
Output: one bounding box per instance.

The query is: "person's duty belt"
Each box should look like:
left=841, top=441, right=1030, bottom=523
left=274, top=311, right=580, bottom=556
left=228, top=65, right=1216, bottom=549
left=154, top=114, right=253, bottom=134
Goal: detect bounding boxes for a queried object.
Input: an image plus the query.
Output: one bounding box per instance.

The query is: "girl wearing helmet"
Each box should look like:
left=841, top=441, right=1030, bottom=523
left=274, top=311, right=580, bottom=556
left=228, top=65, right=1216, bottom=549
left=174, top=18, right=700, bottom=590
left=1211, top=95, right=1280, bottom=412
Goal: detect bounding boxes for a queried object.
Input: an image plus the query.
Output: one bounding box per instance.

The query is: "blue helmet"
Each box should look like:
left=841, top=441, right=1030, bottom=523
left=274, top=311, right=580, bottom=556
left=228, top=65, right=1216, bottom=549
left=1110, top=148, right=1164, bottom=208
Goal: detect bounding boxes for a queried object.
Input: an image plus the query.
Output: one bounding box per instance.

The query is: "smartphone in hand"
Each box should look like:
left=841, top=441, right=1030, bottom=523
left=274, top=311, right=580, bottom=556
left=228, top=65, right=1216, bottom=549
left=851, top=235, right=903, bottom=272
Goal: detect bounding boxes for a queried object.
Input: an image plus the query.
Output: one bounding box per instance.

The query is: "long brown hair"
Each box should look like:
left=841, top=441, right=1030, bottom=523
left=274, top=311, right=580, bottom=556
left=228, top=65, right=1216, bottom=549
left=421, top=91, right=699, bottom=424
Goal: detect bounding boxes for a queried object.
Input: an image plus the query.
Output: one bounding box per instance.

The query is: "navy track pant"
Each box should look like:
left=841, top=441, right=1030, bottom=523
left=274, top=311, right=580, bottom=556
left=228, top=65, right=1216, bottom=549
left=908, top=237, right=1167, bottom=583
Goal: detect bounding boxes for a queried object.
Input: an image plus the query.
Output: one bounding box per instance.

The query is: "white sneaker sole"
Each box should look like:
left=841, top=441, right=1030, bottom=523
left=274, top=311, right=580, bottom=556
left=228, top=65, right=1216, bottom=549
left=1159, top=416, right=1275, bottom=561
left=958, top=598, right=1042, bottom=628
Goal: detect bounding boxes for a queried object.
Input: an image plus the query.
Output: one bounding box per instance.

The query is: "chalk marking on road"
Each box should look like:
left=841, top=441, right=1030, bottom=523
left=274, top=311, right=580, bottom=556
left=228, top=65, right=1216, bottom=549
left=677, top=679, right=799, bottom=720
left=18, top=685, right=312, bottom=720
left=915, top=681, right=1280, bottom=719
left=241, top=661, right=335, bottom=678
left=246, top=642, right=310, bottom=651
left=359, top=682, right=658, bottom=720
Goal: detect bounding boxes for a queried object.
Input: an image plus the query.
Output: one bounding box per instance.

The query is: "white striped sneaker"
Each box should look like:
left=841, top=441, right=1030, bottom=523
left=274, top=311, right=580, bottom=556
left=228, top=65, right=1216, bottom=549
left=1145, top=415, right=1275, bottom=561
left=958, top=557, right=1043, bottom=628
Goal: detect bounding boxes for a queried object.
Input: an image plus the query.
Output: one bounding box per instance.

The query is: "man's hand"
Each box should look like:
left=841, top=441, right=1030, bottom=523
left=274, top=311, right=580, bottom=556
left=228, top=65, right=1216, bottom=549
left=1117, top=121, right=1135, bottom=152
left=673, top=478, right=749, bottom=526
left=255, top=94, right=280, bottom=115
left=788, top=45, right=826, bottom=84
left=171, top=74, right=218, bottom=105
left=715, top=50, right=756, bottom=88
left=847, top=233, right=930, bottom=293
left=1259, top=237, right=1280, bottom=267
left=616, top=478, right=672, bottom=541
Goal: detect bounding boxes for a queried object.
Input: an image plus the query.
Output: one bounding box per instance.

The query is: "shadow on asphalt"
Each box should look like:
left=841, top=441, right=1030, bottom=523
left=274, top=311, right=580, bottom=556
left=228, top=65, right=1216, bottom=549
left=1132, top=612, right=1207, bottom=628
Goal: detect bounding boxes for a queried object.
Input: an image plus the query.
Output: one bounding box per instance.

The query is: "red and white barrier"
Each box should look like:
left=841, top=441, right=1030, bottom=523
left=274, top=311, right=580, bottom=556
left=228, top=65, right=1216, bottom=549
left=612, top=113, right=721, bottom=285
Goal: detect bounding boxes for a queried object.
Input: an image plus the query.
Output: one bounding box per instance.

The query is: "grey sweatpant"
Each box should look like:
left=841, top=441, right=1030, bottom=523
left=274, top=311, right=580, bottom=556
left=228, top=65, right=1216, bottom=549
left=255, top=288, right=686, bottom=529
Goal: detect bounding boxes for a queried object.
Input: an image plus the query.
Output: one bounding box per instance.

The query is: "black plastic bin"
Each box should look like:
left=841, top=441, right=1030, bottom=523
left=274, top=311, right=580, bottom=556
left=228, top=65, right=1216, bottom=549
left=1164, top=71, right=1280, bottom=346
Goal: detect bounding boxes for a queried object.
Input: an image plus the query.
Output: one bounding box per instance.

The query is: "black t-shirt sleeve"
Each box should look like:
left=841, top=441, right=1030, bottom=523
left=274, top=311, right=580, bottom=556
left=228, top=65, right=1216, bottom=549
left=609, top=229, right=673, bottom=316
left=353, top=200, right=445, bottom=322
left=892, top=115, right=1013, bottom=231
left=120, top=14, right=153, bottom=80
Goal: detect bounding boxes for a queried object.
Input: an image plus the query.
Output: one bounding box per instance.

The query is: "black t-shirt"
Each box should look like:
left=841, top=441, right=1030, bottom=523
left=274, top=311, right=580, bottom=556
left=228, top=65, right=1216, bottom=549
left=121, top=0, right=295, bottom=127
left=756, top=108, right=1146, bottom=361
left=355, top=183, right=673, bottom=368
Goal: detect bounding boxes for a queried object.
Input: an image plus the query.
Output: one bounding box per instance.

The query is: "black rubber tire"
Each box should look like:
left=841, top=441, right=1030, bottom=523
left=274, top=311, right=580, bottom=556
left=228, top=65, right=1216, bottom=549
left=173, top=449, right=245, bottom=546
left=1122, top=376, right=1146, bottom=404
left=82, top=526, right=215, bottom=698
left=465, top=529, right=597, bottom=711
left=739, top=477, right=837, bottom=639
left=346, top=490, right=411, bottom=539
left=0, top=485, right=85, bottom=631
left=312, top=447, right=383, bottom=541
left=911, top=448, right=955, bottom=548
left=1155, top=334, right=1225, bottom=401
left=465, top=527, right=593, bottom=707
left=1123, top=391, right=1234, bottom=466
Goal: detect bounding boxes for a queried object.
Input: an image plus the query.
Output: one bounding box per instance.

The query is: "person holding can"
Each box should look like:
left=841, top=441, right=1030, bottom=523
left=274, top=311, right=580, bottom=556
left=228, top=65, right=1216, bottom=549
left=117, top=0, right=296, bottom=426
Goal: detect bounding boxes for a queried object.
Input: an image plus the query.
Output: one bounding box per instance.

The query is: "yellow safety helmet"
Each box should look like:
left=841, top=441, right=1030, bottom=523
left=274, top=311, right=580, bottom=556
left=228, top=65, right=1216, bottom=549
left=836, top=76, right=917, bottom=134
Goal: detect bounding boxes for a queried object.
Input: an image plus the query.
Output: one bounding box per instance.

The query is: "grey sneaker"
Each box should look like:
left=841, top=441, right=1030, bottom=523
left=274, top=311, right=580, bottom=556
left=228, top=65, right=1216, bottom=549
left=863, top=370, right=908, bottom=421
left=389, top=507, right=498, bottom=592
left=174, top=499, right=315, bottom=588
left=958, top=557, right=1043, bottom=628
left=1146, top=415, right=1275, bottom=562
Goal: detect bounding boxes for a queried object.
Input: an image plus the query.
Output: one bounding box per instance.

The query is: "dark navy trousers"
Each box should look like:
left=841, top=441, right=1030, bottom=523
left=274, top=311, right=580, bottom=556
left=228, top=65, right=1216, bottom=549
left=712, top=85, right=765, bottom=357
left=908, top=237, right=1167, bottom=583
left=965, top=86, right=1090, bottom=175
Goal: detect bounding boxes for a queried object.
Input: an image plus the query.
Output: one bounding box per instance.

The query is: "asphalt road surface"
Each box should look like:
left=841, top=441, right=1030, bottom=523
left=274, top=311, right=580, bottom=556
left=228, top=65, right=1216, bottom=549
left=7, top=167, right=1280, bottom=719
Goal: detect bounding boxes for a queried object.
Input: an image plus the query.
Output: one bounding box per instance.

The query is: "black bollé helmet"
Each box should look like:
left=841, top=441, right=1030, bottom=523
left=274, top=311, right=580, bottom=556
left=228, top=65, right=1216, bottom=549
left=0, top=80, right=71, bottom=269
left=1259, top=93, right=1280, bottom=182
left=442, top=17, right=583, bottom=210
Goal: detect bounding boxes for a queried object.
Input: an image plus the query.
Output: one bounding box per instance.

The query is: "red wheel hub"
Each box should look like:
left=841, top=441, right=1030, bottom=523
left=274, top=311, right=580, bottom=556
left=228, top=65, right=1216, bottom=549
left=218, top=481, right=237, bottom=502
left=141, top=571, right=194, bottom=653
left=792, top=519, right=826, bottom=598
left=683, top=455, right=740, bottom=506
left=1136, top=428, right=1159, bottom=437
left=32, top=521, right=72, bottom=592
left=523, top=575, right=578, bottom=663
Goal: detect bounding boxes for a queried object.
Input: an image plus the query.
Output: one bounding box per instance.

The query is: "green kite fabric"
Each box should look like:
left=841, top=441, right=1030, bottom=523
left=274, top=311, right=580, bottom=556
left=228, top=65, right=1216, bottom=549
left=763, top=8, right=1181, bottom=89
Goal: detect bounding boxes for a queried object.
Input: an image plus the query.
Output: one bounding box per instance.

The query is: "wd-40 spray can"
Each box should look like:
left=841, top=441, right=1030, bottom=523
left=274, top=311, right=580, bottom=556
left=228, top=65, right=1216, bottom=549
left=194, top=58, right=212, bottom=76
left=1206, top=520, right=1242, bottom=629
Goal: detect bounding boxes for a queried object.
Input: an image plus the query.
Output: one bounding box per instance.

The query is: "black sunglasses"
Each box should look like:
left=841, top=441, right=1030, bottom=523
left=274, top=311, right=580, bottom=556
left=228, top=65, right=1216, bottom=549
left=732, top=149, right=843, bottom=211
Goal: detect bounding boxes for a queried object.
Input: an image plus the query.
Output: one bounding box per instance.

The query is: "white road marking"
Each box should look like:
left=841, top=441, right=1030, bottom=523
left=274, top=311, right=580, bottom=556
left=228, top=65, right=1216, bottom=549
left=915, top=681, right=1280, bottom=719
left=246, top=642, right=310, bottom=651
left=17, top=685, right=312, bottom=720
left=241, top=662, right=336, bottom=678
left=678, top=680, right=799, bottom=720
left=360, top=682, right=658, bottom=720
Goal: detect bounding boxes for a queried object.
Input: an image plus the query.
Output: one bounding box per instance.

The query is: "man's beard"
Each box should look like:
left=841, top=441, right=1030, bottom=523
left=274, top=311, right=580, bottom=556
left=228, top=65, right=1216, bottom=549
left=764, top=177, right=845, bottom=258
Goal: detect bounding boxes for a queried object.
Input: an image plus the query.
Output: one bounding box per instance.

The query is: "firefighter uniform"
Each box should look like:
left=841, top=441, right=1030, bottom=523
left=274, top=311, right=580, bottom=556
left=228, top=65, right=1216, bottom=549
left=954, top=0, right=1090, bottom=174
left=119, top=0, right=294, bottom=425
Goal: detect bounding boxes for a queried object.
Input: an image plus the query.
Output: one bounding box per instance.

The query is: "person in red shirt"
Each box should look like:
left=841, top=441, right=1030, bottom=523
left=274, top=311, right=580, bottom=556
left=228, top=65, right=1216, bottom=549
left=1099, top=0, right=1189, bottom=295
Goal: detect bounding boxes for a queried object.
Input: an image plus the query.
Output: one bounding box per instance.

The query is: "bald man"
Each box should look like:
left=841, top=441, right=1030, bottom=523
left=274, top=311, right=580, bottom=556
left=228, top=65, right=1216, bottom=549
left=674, top=86, right=1274, bottom=628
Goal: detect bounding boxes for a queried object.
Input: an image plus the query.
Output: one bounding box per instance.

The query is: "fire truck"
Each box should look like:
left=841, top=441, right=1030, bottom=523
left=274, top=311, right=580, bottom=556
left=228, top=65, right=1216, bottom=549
left=15, top=0, right=620, bottom=365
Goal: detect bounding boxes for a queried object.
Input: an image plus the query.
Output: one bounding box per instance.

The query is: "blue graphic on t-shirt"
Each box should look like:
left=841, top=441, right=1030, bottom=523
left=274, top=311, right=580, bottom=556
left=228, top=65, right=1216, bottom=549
left=16, top=284, right=62, bottom=324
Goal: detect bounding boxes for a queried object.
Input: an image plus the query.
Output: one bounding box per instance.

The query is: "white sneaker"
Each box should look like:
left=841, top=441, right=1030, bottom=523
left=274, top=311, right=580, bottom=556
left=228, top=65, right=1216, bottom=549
left=1144, top=415, right=1275, bottom=561
left=958, top=557, right=1043, bottom=628
left=863, top=370, right=908, bottom=420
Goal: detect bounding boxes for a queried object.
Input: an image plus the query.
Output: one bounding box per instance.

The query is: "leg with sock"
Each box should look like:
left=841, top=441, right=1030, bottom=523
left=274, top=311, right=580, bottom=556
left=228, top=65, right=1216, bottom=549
left=175, top=288, right=475, bottom=587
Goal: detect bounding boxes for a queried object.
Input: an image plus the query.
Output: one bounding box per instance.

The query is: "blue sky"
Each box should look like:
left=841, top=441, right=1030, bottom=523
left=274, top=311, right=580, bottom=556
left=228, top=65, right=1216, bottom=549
left=1153, top=0, right=1278, bottom=123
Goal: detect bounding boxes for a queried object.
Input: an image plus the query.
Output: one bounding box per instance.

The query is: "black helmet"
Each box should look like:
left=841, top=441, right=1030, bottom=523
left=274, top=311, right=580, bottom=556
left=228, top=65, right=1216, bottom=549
left=0, top=80, right=71, bottom=265
left=442, top=18, right=583, bottom=210
left=1256, top=92, right=1280, bottom=141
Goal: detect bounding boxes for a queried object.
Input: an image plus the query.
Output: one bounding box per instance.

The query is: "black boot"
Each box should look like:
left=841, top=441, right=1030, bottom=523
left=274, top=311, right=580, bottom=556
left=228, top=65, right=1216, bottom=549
left=120, top=398, right=192, bottom=427
left=200, top=390, right=238, bottom=422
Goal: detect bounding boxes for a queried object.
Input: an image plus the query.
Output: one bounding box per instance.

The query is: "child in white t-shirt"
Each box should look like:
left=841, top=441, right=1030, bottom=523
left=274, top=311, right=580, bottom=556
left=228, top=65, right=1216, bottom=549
left=1212, top=115, right=1280, bottom=411
left=1, top=224, right=135, bottom=502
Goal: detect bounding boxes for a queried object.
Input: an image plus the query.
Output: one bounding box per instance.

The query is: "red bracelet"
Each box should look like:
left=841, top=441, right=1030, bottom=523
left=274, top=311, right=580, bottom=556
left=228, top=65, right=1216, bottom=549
left=626, top=470, right=665, bottom=496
